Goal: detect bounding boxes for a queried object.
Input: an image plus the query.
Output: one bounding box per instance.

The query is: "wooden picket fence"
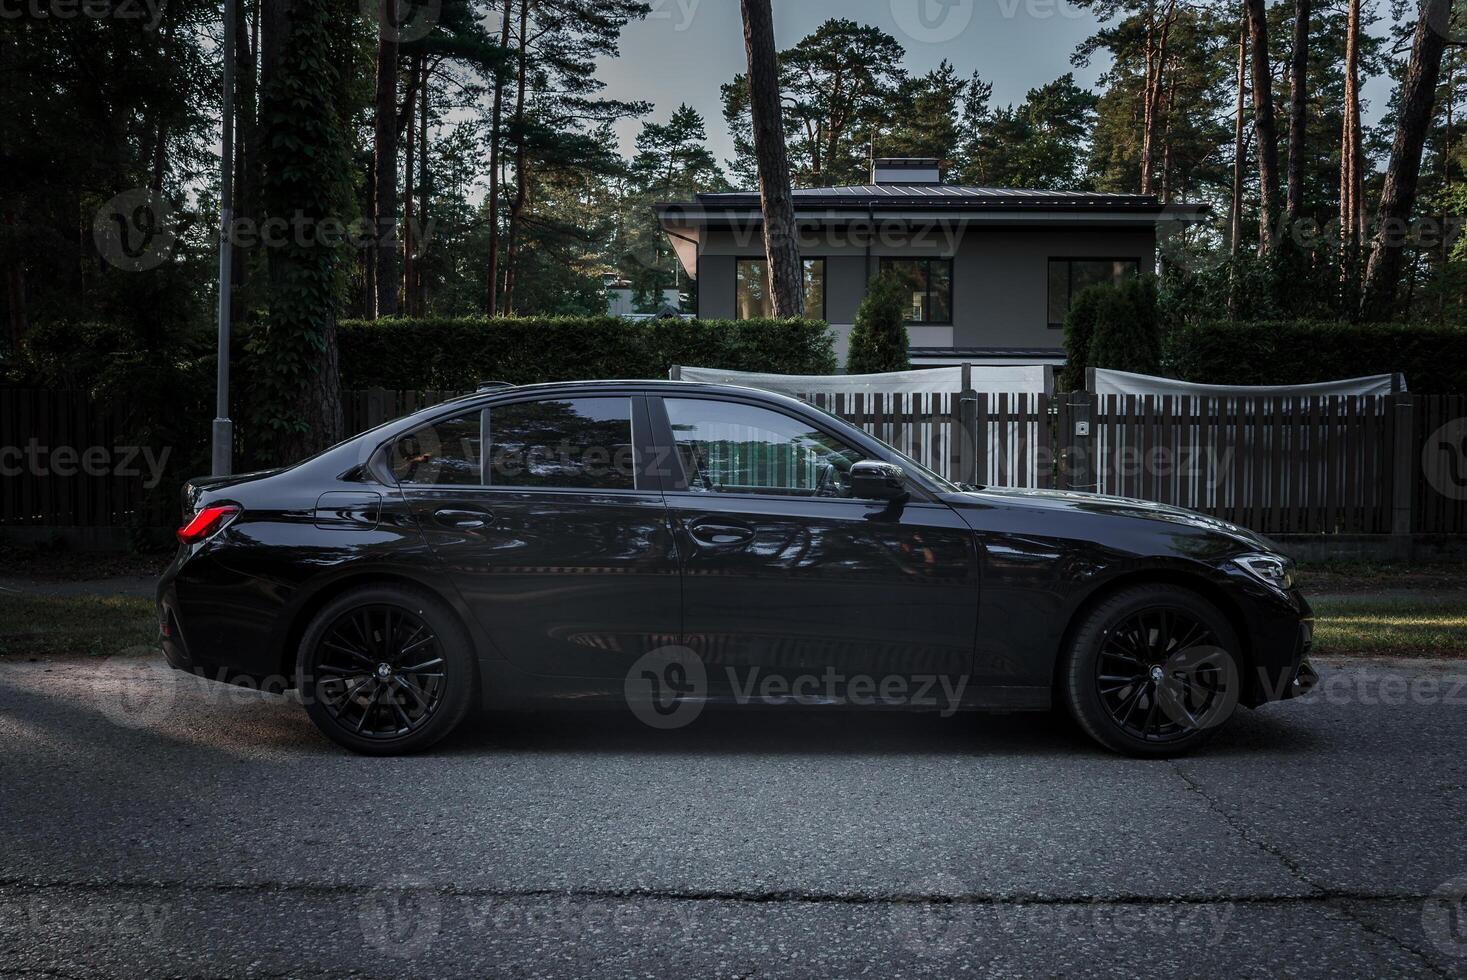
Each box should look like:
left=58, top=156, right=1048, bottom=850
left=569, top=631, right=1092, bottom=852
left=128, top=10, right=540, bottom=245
left=3, top=386, right=1466, bottom=537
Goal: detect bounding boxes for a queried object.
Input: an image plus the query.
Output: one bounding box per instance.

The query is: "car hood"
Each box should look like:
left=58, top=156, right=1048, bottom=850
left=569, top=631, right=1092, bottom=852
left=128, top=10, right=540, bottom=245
left=944, top=486, right=1276, bottom=552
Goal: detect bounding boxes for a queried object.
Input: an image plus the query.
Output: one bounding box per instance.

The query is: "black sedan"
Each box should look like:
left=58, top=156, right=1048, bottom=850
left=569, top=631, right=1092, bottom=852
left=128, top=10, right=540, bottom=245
left=157, top=381, right=1317, bottom=756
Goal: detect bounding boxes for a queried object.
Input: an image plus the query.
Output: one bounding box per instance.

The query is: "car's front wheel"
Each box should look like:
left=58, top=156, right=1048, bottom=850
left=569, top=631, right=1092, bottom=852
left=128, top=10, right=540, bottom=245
left=1060, top=585, right=1243, bottom=757
left=296, top=585, right=475, bottom=755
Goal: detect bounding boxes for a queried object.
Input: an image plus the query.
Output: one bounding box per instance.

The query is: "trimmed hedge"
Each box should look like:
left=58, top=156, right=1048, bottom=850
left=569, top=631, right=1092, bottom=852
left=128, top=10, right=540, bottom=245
left=1163, top=320, right=1467, bottom=394
left=337, top=316, right=837, bottom=389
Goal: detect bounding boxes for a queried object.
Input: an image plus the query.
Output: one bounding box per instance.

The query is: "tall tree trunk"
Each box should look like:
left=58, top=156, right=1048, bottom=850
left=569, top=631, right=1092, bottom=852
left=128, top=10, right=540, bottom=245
left=418, top=59, right=430, bottom=314
left=231, top=0, right=258, bottom=319
left=1140, top=0, right=1176, bottom=197
left=501, top=0, right=530, bottom=314
left=485, top=2, right=512, bottom=315
left=740, top=0, right=804, bottom=318
left=1339, top=0, right=1363, bottom=287
left=372, top=0, right=399, bottom=318
left=1286, top=0, right=1309, bottom=225
left=1230, top=17, right=1247, bottom=257
left=4, top=211, right=25, bottom=348
left=403, top=55, right=418, bottom=318
left=1244, top=0, right=1280, bottom=254
left=1362, top=0, right=1449, bottom=320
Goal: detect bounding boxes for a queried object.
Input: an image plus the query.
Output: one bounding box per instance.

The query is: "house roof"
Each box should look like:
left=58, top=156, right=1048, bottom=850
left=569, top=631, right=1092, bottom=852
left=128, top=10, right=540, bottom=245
left=658, top=184, right=1198, bottom=215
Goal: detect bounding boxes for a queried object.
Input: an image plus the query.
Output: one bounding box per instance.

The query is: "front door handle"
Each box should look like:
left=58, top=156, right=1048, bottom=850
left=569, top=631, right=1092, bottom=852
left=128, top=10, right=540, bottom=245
left=689, top=522, right=755, bottom=546
left=433, top=507, right=495, bottom=531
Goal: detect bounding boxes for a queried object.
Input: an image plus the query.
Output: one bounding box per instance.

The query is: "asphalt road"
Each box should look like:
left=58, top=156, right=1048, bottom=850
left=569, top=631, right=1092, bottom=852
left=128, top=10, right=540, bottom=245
left=2, top=653, right=1466, bottom=978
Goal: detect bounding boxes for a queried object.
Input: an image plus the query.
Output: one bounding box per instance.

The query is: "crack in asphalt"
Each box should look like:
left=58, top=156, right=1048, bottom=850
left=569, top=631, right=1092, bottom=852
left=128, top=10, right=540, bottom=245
left=1170, top=763, right=1454, bottom=978
left=0, top=876, right=1439, bottom=909
left=1170, top=761, right=1325, bottom=894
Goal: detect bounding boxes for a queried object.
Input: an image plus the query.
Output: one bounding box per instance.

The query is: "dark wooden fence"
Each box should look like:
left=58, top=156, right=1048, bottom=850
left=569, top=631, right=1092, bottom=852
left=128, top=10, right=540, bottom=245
left=3, top=386, right=1466, bottom=537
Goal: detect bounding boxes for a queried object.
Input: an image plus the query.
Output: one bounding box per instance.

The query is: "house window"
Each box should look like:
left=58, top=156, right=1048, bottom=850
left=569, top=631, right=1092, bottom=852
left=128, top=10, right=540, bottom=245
left=1047, top=258, right=1140, bottom=330
left=878, top=258, right=953, bottom=325
left=735, top=258, right=826, bottom=320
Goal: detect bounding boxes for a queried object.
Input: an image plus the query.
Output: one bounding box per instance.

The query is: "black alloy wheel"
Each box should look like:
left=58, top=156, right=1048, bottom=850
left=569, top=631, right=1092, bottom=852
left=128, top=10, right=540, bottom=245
left=298, top=585, right=474, bottom=754
left=1062, top=584, right=1243, bottom=757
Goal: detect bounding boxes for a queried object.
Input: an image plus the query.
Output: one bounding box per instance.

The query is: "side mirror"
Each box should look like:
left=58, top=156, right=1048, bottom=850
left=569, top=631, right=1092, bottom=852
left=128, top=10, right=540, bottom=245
left=850, top=461, right=908, bottom=502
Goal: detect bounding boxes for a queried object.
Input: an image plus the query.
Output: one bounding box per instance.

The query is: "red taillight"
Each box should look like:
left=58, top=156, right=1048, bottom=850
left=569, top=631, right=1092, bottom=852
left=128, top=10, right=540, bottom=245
left=176, top=504, right=240, bottom=545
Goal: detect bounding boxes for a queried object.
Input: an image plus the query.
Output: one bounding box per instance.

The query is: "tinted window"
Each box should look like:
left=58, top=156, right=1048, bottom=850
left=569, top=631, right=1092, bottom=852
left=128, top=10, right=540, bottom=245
left=879, top=258, right=954, bottom=324
left=1047, top=258, right=1140, bottom=329
left=488, top=398, right=636, bottom=490
left=392, top=413, right=483, bottom=486
left=665, top=399, right=865, bottom=497
left=735, top=258, right=826, bottom=320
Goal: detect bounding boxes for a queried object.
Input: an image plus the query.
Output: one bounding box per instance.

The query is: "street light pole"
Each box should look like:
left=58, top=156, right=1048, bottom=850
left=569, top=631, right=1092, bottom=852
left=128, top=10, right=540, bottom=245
left=212, top=0, right=236, bottom=477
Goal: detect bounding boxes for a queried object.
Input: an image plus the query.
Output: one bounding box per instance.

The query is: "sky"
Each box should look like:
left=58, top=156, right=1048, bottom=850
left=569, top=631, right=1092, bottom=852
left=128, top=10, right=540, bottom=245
left=594, top=0, right=1398, bottom=183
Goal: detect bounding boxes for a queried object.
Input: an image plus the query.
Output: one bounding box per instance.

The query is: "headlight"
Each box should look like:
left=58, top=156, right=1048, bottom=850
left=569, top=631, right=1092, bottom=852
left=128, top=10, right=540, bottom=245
left=1234, top=553, right=1296, bottom=592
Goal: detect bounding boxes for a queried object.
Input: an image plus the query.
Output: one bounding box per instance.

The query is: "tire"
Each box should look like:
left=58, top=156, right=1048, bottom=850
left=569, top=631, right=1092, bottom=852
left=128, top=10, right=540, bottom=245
left=1059, top=584, right=1243, bottom=758
left=296, top=584, right=476, bottom=755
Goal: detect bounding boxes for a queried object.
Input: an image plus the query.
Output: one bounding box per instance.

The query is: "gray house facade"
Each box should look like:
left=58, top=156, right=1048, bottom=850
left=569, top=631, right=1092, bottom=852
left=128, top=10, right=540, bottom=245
left=657, top=158, right=1200, bottom=366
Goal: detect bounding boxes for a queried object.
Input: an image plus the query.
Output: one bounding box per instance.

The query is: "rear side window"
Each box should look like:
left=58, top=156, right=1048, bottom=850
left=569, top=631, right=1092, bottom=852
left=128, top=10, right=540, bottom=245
left=391, top=413, right=483, bottom=486
left=488, top=398, right=636, bottom=490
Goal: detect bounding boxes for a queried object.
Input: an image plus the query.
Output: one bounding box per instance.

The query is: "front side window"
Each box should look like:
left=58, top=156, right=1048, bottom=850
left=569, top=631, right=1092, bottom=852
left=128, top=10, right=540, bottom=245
left=392, top=413, right=484, bottom=486
left=735, top=258, right=826, bottom=320
left=665, top=398, right=865, bottom=497
left=487, top=397, right=636, bottom=491
left=1047, top=258, right=1140, bottom=330
left=879, top=258, right=953, bottom=325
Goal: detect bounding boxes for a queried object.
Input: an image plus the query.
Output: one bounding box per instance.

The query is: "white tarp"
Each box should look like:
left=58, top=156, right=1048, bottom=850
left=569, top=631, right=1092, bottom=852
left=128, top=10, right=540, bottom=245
left=676, top=365, right=1049, bottom=395
left=1092, top=368, right=1401, bottom=397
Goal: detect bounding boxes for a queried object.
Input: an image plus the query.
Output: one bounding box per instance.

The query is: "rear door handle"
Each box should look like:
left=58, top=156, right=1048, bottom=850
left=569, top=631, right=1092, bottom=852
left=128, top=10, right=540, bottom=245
left=433, top=507, right=495, bottom=531
left=689, top=522, right=755, bottom=546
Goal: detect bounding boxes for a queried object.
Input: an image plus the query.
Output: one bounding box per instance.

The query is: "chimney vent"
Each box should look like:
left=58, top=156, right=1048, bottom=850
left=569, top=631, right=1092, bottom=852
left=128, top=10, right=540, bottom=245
left=872, top=157, right=942, bottom=185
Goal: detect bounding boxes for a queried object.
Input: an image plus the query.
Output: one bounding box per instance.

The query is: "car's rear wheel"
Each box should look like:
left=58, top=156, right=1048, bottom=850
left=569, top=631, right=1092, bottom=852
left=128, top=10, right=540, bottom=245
left=1060, top=585, right=1242, bottom=757
left=296, top=585, right=475, bottom=755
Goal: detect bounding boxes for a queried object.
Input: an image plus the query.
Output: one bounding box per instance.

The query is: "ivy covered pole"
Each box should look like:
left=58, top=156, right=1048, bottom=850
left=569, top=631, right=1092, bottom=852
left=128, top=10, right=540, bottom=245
left=213, top=0, right=237, bottom=476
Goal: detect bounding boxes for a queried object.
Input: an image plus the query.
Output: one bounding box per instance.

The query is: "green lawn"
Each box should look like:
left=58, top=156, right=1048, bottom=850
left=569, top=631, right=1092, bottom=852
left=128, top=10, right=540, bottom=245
left=1310, top=595, right=1467, bottom=658
left=0, top=595, right=157, bottom=659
